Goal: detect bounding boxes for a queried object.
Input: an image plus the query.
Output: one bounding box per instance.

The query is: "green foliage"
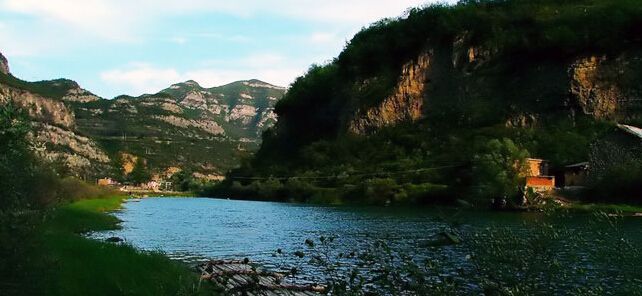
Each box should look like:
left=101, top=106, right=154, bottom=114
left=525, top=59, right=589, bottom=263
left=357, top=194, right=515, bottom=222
left=128, top=158, right=152, bottom=185
left=216, top=0, right=642, bottom=205
left=0, top=73, right=81, bottom=100
left=472, top=138, right=530, bottom=201
left=41, top=197, right=207, bottom=296
left=584, top=130, right=642, bottom=203
left=268, top=0, right=642, bottom=149
left=0, top=103, right=140, bottom=295
left=0, top=104, right=56, bottom=211
left=170, top=169, right=198, bottom=192
left=55, top=177, right=118, bottom=202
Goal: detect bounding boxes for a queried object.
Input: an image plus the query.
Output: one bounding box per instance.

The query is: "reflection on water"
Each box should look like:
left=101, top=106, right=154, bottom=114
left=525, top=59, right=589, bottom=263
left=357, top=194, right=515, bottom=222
left=92, top=197, right=641, bottom=292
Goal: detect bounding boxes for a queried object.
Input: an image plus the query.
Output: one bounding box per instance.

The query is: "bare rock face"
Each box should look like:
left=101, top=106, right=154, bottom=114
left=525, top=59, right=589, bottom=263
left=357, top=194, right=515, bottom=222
left=349, top=52, right=431, bottom=134
left=452, top=33, right=494, bottom=71
left=568, top=53, right=642, bottom=120
left=0, top=51, right=9, bottom=75
left=180, top=91, right=208, bottom=109
left=568, top=56, right=620, bottom=119
left=30, top=123, right=110, bottom=175
left=226, top=104, right=258, bottom=124
left=153, top=115, right=225, bottom=135
left=0, top=84, right=75, bottom=128
left=61, top=87, right=101, bottom=103
left=505, top=113, right=538, bottom=128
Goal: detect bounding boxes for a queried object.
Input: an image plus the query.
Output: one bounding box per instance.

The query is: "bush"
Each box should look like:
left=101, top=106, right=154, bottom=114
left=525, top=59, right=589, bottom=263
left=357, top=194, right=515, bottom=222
left=471, top=138, right=530, bottom=201
left=56, top=177, right=117, bottom=202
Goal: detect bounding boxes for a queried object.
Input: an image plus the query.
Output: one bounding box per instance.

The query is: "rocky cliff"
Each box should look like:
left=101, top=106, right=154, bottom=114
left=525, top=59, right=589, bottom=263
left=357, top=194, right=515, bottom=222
left=0, top=84, right=75, bottom=128
left=349, top=52, right=430, bottom=134
left=0, top=82, right=111, bottom=177
left=568, top=52, right=642, bottom=121
left=0, top=52, right=9, bottom=75
left=221, top=0, right=642, bottom=204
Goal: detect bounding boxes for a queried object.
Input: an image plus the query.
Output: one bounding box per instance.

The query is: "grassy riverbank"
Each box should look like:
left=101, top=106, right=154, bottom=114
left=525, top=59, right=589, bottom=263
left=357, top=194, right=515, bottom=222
left=36, top=196, right=210, bottom=296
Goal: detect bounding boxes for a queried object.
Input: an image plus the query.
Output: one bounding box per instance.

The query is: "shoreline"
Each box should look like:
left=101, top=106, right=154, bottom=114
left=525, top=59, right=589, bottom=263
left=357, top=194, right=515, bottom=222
left=200, top=194, right=642, bottom=214
left=35, top=195, right=209, bottom=295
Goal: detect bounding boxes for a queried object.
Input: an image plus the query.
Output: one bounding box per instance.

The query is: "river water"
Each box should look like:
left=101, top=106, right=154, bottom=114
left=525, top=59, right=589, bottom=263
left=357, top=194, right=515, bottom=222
left=92, top=197, right=642, bottom=294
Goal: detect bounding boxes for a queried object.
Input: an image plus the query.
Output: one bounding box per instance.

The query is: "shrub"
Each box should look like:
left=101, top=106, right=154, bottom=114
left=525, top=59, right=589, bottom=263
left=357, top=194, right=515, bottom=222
left=471, top=138, right=530, bottom=201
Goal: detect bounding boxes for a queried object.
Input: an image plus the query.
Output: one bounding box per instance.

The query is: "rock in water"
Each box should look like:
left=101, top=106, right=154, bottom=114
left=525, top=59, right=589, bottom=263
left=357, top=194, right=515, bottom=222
left=106, top=236, right=124, bottom=243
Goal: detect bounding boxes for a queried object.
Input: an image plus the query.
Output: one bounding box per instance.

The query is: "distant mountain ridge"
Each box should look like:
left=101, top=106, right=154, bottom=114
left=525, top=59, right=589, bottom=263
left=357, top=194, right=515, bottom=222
left=0, top=52, right=286, bottom=179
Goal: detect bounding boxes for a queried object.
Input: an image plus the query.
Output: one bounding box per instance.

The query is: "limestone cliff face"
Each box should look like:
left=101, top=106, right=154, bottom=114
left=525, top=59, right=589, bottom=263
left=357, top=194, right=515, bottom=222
left=61, top=87, right=101, bottom=103
left=30, top=123, right=110, bottom=174
left=0, top=83, right=111, bottom=176
left=349, top=52, right=431, bottom=134
left=568, top=56, right=621, bottom=119
left=568, top=53, right=642, bottom=120
left=0, top=84, right=75, bottom=128
left=152, top=115, right=225, bottom=135
left=0, top=52, right=9, bottom=75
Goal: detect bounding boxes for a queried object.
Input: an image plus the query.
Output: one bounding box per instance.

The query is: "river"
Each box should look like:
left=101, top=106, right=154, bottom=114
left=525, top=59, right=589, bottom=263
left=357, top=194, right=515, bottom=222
left=92, top=197, right=642, bottom=294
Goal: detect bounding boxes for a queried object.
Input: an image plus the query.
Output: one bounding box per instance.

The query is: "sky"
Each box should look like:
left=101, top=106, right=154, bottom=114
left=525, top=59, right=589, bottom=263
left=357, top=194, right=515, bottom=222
left=0, top=0, right=453, bottom=98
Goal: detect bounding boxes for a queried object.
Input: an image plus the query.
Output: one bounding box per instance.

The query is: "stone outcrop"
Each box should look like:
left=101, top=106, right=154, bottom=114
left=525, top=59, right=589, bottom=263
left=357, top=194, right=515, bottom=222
left=153, top=115, right=225, bottom=135
left=256, top=108, right=277, bottom=129
left=30, top=123, right=110, bottom=175
left=568, top=56, right=621, bottom=119
left=0, top=84, right=75, bottom=128
left=568, top=52, right=642, bottom=121
left=226, top=104, right=258, bottom=124
left=61, top=87, right=101, bottom=103
left=452, top=33, right=494, bottom=71
left=0, top=51, right=9, bottom=75
left=180, top=91, right=208, bottom=109
left=349, top=52, right=431, bottom=134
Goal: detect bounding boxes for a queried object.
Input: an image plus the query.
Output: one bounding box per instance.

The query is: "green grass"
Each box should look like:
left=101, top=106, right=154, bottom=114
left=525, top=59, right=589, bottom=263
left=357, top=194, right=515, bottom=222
left=38, top=196, right=213, bottom=296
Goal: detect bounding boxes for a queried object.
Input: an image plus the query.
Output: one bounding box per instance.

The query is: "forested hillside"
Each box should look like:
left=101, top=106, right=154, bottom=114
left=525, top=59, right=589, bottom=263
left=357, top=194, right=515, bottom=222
left=213, top=0, right=642, bottom=205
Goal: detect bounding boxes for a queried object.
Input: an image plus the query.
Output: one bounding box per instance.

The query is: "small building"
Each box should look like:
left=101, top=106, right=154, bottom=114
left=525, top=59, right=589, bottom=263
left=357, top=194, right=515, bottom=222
left=524, top=158, right=555, bottom=192
left=97, top=178, right=118, bottom=186
left=141, top=180, right=161, bottom=191
left=525, top=176, right=556, bottom=191
left=563, top=162, right=589, bottom=187
left=526, top=158, right=550, bottom=176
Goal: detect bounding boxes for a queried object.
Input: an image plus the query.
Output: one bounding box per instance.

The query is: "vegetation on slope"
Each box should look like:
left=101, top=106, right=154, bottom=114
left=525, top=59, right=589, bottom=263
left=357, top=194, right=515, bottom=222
left=210, top=0, right=642, bottom=205
left=0, top=104, right=208, bottom=295
left=40, top=197, right=207, bottom=296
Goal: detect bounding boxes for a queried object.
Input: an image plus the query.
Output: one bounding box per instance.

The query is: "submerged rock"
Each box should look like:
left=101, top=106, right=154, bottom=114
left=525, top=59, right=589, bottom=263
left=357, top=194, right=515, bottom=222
left=106, top=236, right=123, bottom=243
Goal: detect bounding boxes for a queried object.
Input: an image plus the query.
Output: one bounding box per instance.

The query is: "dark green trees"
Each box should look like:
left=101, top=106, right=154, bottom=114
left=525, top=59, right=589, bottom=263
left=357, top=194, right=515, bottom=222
left=128, top=158, right=151, bottom=185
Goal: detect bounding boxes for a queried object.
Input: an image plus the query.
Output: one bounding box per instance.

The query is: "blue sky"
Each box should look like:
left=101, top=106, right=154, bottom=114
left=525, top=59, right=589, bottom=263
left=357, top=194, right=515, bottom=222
left=0, top=0, right=452, bottom=98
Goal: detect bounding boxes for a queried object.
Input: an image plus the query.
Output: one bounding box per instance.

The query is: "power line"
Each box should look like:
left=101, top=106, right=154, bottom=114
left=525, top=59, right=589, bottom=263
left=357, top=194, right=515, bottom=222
left=227, top=164, right=465, bottom=181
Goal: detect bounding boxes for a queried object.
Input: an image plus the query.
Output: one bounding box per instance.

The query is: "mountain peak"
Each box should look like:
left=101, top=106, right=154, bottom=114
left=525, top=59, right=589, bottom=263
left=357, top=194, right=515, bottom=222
left=168, top=80, right=202, bottom=90
left=0, top=51, right=10, bottom=75
left=240, top=79, right=286, bottom=90
left=184, top=80, right=201, bottom=87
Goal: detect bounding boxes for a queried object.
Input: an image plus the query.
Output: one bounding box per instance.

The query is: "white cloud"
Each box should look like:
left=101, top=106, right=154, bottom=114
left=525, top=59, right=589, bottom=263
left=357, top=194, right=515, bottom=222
left=100, top=63, right=182, bottom=96
left=1, top=0, right=140, bottom=41
left=99, top=54, right=306, bottom=97
left=1, top=0, right=444, bottom=38
left=308, top=32, right=340, bottom=45
left=185, top=67, right=302, bottom=89
left=3, top=0, right=457, bottom=96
